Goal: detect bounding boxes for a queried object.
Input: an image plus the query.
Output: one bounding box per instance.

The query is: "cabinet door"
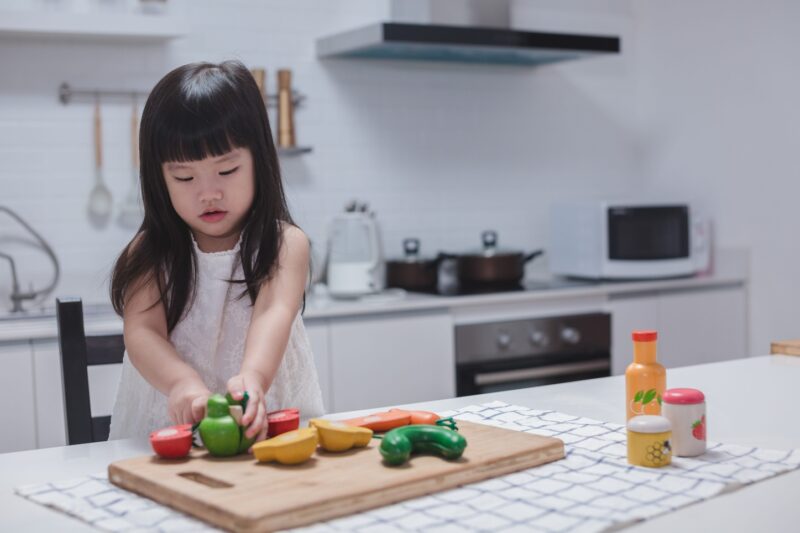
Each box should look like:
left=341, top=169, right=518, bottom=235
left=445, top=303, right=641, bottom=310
left=328, top=310, right=455, bottom=413
left=31, top=340, right=67, bottom=448
left=0, top=341, right=36, bottom=453
left=608, top=295, right=658, bottom=375
left=657, top=287, right=747, bottom=368
left=304, top=319, right=332, bottom=412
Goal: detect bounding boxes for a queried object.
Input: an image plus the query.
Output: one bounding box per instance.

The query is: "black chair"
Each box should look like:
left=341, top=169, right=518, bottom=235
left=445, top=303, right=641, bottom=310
left=56, top=297, right=125, bottom=444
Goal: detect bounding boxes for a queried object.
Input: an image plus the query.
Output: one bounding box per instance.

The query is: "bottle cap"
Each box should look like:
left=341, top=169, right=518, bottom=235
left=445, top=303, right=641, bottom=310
left=632, top=330, right=658, bottom=342
left=627, top=415, right=671, bottom=434
left=663, top=388, right=705, bottom=405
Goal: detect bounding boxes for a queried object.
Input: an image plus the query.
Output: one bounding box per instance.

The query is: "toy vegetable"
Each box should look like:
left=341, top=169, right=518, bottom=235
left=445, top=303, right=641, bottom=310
left=379, top=425, right=467, bottom=466
left=150, top=424, right=193, bottom=459
left=252, top=427, right=318, bottom=465
left=342, top=411, right=411, bottom=432
left=309, top=419, right=373, bottom=452
left=388, top=408, right=440, bottom=425
left=198, top=394, right=255, bottom=457
left=267, top=408, right=300, bottom=438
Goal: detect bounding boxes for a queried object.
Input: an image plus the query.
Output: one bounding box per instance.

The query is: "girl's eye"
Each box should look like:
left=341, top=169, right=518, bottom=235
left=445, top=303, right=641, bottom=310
left=174, top=176, right=193, bottom=182
left=219, top=166, right=239, bottom=176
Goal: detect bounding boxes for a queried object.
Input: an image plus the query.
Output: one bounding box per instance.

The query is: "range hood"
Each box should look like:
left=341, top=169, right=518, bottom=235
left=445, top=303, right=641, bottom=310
left=316, top=22, right=620, bottom=66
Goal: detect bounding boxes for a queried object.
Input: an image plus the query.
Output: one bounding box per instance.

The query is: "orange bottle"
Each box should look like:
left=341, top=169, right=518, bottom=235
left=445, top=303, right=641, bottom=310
left=625, top=331, right=666, bottom=420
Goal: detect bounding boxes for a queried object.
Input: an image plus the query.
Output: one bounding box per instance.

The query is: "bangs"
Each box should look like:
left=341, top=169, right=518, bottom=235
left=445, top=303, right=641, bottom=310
left=152, top=105, right=253, bottom=164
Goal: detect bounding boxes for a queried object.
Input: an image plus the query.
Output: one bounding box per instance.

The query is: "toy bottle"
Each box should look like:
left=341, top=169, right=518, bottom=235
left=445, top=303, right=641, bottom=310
left=625, top=330, right=666, bottom=420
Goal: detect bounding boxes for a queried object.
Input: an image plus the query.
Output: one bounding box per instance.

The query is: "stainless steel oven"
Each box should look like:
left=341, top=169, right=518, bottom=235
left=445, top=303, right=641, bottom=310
left=455, top=312, right=611, bottom=395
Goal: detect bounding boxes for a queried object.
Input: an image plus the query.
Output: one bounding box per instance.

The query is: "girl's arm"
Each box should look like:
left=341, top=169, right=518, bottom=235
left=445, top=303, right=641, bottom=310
left=227, top=224, right=310, bottom=440
left=123, top=274, right=210, bottom=425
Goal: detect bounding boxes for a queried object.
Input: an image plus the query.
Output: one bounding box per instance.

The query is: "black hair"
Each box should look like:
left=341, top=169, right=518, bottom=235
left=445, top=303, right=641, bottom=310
left=110, top=60, right=293, bottom=332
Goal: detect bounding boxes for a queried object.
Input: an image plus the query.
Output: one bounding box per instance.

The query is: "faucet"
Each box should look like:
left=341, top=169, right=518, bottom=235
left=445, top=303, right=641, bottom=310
left=0, top=206, right=61, bottom=313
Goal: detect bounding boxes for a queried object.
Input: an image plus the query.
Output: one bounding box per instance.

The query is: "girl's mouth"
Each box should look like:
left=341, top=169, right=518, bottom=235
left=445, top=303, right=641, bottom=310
left=200, top=210, right=227, bottom=223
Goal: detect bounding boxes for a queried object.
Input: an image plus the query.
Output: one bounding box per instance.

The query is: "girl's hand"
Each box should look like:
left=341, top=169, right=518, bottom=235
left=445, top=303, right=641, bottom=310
left=167, top=378, right=211, bottom=425
left=227, top=370, right=268, bottom=441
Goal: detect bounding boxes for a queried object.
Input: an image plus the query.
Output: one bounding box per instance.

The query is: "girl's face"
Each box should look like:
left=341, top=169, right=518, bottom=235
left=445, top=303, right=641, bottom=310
left=162, top=147, right=255, bottom=253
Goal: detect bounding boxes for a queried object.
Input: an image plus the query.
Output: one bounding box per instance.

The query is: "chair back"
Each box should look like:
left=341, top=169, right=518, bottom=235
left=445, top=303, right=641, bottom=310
left=56, top=297, right=125, bottom=444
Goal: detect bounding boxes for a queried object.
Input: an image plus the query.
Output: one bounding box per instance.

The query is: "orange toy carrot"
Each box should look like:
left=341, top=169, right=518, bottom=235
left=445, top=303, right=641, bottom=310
left=389, top=408, right=440, bottom=425
left=342, top=411, right=410, bottom=432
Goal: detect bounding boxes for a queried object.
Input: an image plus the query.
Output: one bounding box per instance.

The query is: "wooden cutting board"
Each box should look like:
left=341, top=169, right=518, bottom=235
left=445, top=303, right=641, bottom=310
left=109, top=421, right=564, bottom=532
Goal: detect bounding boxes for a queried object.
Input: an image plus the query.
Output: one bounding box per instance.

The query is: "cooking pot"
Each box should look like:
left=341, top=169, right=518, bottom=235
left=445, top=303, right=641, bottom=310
left=457, top=230, right=543, bottom=288
left=386, top=238, right=440, bottom=292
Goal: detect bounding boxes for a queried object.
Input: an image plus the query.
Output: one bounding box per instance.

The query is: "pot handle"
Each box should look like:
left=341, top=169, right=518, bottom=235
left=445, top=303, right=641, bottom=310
left=524, top=250, right=545, bottom=263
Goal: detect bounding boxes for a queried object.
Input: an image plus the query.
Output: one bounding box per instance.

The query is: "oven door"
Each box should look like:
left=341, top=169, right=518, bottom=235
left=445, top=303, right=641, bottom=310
left=456, top=353, right=610, bottom=396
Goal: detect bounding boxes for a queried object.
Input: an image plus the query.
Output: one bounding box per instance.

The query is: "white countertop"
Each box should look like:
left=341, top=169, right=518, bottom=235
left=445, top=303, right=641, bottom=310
left=1, top=355, right=797, bottom=532
left=0, top=267, right=746, bottom=343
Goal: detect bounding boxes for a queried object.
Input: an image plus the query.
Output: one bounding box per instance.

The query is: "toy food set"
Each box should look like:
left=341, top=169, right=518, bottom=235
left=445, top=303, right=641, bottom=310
left=149, top=424, right=193, bottom=459
left=379, top=424, right=467, bottom=466
left=309, top=419, right=373, bottom=452
left=266, top=408, right=300, bottom=437
left=112, top=406, right=564, bottom=532
left=625, top=330, right=666, bottom=420
left=662, top=387, right=707, bottom=457
left=627, top=415, right=672, bottom=468
left=252, top=427, right=319, bottom=465
left=624, top=330, right=710, bottom=464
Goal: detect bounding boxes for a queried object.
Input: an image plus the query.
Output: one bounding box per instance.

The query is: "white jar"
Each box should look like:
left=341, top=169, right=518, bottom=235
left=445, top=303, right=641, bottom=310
left=662, top=388, right=706, bottom=457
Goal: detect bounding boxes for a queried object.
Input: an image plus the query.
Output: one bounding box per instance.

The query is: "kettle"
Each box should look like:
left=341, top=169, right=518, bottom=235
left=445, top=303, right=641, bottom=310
left=325, top=202, right=385, bottom=298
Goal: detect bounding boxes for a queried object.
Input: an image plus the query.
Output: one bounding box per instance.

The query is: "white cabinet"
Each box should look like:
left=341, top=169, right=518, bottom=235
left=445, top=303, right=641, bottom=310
left=0, top=341, right=36, bottom=453
left=658, top=288, right=747, bottom=369
left=327, top=310, right=455, bottom=412
left=610, top=285, right=747, bottom=375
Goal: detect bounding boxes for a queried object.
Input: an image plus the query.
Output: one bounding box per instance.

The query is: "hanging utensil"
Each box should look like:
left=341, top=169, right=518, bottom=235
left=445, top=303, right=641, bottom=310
left=87, top=95, right=112, bottom=223
left=118, top=97, right=143, bottom=228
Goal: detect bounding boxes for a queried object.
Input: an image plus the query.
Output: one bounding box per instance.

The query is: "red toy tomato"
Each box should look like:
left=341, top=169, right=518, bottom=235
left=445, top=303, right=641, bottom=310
left=149, top=424, right=193, bottom=459
left=267, top=408, right=300, bottom=438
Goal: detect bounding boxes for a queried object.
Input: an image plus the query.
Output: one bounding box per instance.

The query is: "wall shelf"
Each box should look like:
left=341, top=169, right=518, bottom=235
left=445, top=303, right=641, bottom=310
left=0, top=10, right=185, bottom=42
left=317, top=23, right=620, bottom=66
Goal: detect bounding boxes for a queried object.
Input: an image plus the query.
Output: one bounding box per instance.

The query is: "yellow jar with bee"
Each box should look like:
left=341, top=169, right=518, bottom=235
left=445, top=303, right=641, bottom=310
left=627, top=415, right=672, bottom=468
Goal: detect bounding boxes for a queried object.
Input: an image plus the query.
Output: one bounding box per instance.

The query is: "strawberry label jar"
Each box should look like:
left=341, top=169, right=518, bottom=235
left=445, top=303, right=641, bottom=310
left=662, top=388, right=706, bottom=457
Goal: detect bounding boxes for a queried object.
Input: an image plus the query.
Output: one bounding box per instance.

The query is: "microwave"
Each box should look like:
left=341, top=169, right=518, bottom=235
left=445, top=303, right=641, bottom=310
left=549, top=201, right=711, bottom=280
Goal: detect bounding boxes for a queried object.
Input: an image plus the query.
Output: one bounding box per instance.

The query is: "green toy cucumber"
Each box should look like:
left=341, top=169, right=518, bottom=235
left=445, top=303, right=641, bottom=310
left=379, top=424, right=467, bottom=466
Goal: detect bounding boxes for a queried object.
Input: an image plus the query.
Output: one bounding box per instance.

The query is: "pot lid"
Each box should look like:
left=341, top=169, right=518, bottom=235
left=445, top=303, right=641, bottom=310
left=464, top=230, right=523, bottom=258
left=389, top=238, right=437, bottom=263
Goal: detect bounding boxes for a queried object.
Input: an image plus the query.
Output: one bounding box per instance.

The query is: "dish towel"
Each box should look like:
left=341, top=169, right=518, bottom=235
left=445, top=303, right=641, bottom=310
left=15, top=401, right=800, bottom=532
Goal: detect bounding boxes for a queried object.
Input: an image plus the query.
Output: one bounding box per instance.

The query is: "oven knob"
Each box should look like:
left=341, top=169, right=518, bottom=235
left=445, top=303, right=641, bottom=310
left=496, top=332, right=512, bottom=349
left=529, top=330, right=549, bottom=348
left=561, top=327, right=581, bottom=345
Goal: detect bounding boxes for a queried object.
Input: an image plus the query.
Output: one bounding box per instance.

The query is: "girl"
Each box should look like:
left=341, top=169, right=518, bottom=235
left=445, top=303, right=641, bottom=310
left=108, top=60, right=324, bottom=442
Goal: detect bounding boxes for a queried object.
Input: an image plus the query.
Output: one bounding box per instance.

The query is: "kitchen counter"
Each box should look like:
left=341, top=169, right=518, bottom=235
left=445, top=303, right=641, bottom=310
left=1, top=355, right=797, bottom=532
left=0, top=256, right=747, bottom=343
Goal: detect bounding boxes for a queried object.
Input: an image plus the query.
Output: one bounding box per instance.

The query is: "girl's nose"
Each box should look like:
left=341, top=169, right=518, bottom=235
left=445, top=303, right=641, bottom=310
left=199, top=187, right=223, bottom=203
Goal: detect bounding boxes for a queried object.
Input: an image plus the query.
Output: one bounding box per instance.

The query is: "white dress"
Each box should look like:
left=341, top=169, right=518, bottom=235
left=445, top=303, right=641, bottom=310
left=108, top=238, right=325, bottom=440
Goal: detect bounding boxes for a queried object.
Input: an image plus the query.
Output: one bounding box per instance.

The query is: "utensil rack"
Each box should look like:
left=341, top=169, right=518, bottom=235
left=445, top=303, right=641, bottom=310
left=58, top=82, right=312, bottom=156
left=58, top=82, right=307, bottom=109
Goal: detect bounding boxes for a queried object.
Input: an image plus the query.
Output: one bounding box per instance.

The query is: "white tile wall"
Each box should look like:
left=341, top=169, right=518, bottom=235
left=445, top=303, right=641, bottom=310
left=0, top=0, right=640, bottom=309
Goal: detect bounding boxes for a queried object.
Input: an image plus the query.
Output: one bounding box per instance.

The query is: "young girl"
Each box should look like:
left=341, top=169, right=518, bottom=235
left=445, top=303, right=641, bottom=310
left=108, top=60, right=324, bottom=442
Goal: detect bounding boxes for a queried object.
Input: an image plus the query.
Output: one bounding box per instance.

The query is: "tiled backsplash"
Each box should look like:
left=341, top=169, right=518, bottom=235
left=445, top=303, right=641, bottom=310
left=0, top=0, right=639, bottom=308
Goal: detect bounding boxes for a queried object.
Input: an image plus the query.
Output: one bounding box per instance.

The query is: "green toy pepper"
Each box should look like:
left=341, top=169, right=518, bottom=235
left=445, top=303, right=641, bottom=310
left=198, top=393, right=255, bottom=457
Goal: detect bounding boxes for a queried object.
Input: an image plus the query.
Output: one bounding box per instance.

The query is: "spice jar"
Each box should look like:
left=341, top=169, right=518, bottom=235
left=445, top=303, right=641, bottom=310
left=662, top=388, right=706, bottom=457
left=627, top=415, right=672, bottom=468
